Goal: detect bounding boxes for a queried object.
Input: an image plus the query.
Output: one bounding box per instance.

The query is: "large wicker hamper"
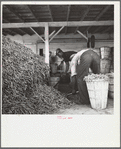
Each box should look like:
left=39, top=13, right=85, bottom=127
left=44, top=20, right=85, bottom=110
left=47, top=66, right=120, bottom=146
left=86, top=80, right=109, bottom=110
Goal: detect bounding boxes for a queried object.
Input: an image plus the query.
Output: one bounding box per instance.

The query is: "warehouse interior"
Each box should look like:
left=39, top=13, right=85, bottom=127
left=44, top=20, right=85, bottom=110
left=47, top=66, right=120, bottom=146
left=2, top=4, right=114, bottom=114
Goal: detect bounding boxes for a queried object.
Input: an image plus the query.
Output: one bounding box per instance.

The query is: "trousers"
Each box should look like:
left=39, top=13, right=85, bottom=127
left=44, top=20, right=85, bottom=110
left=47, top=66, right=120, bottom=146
left=76, top=50, right=100, bottom=104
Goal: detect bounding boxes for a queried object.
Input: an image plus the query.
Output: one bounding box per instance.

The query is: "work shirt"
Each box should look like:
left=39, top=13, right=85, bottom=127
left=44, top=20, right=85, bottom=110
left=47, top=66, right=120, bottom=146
left=70, top=49, right=90, bottom=77
left=63, top=51, right=77, bottom=62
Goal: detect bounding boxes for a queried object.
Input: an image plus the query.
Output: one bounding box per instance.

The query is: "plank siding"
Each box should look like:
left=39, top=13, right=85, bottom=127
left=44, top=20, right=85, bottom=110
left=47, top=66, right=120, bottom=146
left=6, top=34, right=114, bottom=55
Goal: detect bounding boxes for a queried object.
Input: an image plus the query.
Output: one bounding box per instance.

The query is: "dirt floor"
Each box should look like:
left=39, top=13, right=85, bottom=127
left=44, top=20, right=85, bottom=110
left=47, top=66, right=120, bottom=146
left=54, top=98, right=114, bottom=115
left=54, top=83, right=114, bottom=115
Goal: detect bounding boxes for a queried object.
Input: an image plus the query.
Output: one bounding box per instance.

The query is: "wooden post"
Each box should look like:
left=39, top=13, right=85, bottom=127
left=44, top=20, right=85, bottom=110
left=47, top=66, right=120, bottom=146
left=45, top=23, right=49, bottom=65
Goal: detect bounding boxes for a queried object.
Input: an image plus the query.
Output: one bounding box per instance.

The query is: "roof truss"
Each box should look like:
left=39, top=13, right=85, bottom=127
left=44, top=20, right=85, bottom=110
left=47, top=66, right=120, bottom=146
left=2, top=21, right=114, bottom=28
left=74, top=5, right=92, bottom=34
left=102, top=26, right=113, bottom=33
left=84, top=5, right=112, bottom=33
left=47, top=5, right=53, bottom=22
left=65, top=5, right=71, bottom=34
left=93, top=26, right=103, bottom=34
left=2, top=17, right=31, bottom=35
left=27, top=5, right=39, bottom=22
left=5, top=5, right=24, bottom=22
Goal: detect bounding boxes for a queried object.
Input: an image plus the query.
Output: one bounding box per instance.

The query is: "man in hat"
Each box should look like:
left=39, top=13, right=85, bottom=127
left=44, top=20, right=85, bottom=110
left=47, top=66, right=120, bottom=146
left=56, top=48, right=77, bottom=73
left=69, top=48, right=100, bottom=104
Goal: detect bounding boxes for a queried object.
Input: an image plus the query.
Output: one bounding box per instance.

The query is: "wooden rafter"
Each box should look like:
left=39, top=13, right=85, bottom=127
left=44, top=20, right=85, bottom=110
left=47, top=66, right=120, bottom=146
left=65, top=5, right=71, bottom=34
left=84, top=5, right=111, bottom=33
left=74, top=5, right=92, bottom=34
left=93, top=26, right=102, bottom=34
left=3, top=17, right=30, bottom=35
left=27, top=5, right=39, bottom=22
left=84, top=26, right=90, bottom=33
left=2, top=31, right=8, bottom=36
left=20, top=28, right=34, bottom=35
left=47, top=5, right=53, bottom=22
left=3, top=18, right=9, bottom=23
left=5, top=5, right=24, bottom=22
left=95, top=5, right=111, bottom=21
left=77, top=30, right=88, bottom=40
left=3, top=28, right=16, bottom=35
left=49, top=26, right=65, bottom=42
left=102, top=26, right=113, bottom=33
left=11, top=28, right=26, bottom=35
left=2, top=21, right=114, bottom=28
left=30, top=27, right=45, bottom=43
left=3, top=30, right=9, bottom=35
left=49, top=30, right=56, bottom=38
left=4, top=28, right=18, bottom=35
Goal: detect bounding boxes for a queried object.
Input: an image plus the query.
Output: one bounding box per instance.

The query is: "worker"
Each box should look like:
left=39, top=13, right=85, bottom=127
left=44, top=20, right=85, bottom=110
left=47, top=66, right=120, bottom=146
left=69, top=48, right=100, bottom=104
left=56, top=48, right=77, bottom=73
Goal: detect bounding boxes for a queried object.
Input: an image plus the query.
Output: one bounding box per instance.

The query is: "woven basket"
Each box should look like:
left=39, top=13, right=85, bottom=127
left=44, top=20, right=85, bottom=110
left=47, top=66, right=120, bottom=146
left=86, top=80, right=109, bottom=110
left=100, top=59, right=111, bottom=74
left=100, top=46, right=111, bottom=59
left=106, top=73, right=114, bottom=99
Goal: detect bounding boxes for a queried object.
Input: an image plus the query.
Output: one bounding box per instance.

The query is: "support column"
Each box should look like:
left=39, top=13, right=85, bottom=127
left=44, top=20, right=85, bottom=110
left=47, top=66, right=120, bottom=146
left=45, top=23, right=49, bottom=65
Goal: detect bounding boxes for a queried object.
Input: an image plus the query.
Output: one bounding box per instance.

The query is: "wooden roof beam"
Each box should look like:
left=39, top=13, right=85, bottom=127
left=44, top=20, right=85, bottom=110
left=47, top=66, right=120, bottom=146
left=4, top=28, right=18, bottom=35
left=2, top=21, right=114, bottom=28
left=3, top=29, right=16, bottom=36
left=65, top=5, right=71, bottom=34
left=30, top=27, right=45, bottom=43
left=77, top=30, right=88, bottom=41
left=2, top=30, right=8, bottom=36
left=85, top=26, right=91, bottom=33
left=84, top=5, right=111, bottom=33
left=74, top=5, right=92, bottom=34
left=27, top=5, right=39, bottom=22
left=19, top=28, right=34, bottom=35
left=10, top=28, right=26, bottom=35
left=102, top=26, right=113, bottom=33
left=49, top=30, right=56, bottom=38
left=47, top=5, right=53, bottom=22
left=95, top=5, right=111, bottom=21
left=5, top=5, right=24, bottom=22
left=93, top=26, right=102, bottom=34
left=49, top=26, right=65, bottom=42
left=3, top=18, right=9, bottom=23
left=2, top=17, right=30, bottom=35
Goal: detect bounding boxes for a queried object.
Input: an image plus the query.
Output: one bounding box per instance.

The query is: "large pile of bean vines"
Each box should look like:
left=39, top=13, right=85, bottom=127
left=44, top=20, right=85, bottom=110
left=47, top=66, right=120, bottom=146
left=2, top=36, right=72, bottom=114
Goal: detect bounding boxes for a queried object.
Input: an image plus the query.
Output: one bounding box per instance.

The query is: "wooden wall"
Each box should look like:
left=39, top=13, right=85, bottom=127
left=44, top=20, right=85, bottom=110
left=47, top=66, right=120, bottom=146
left=37, top=40, right=114, bottom=55
left=6, top=33, right=114, bottom=55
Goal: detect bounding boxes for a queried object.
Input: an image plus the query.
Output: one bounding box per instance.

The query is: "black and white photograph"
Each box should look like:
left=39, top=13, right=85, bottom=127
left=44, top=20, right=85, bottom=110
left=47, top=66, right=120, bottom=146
left=1, top=1, right=120, bottom=147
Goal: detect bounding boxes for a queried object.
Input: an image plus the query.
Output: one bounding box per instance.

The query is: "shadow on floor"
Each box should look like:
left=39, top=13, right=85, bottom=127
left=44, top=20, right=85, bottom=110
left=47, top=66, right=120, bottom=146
left=55, top=83, right=114, bottom=115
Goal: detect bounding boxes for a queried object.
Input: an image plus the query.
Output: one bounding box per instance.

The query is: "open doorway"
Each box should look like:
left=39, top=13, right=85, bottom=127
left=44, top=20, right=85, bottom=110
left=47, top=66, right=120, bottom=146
left=39, top=49, right=43, bottom=56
